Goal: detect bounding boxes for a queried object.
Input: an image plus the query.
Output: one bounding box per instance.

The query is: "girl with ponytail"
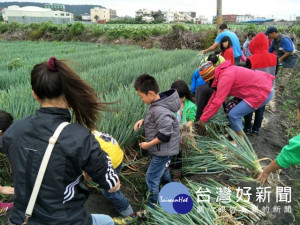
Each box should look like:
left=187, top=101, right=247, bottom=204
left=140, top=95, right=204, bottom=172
left=1, top=57, right=119, bottom=225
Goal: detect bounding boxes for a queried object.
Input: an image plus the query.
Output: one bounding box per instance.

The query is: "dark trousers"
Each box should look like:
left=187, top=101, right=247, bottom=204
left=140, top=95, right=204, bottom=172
left=244, top=105, right=265, bottom=132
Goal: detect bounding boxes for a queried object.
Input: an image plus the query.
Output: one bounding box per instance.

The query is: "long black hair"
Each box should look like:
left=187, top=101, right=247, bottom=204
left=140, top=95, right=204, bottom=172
left=220, top=36, right=232, bottom=52
left=31, top=58, right=107, bottom=130
left=171, top=80, right=195, bottom=103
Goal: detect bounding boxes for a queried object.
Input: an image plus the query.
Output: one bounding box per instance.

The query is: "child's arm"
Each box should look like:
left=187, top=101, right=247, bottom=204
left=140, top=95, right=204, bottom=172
left=256, top=160, right=281, bottom=185
left=140, top=137, right=161, bottom=150
left=134, top=119, right=144, bottom=131
left=0, top=185, right=14, bottom=195
left=257, top=135, right=300, bottom=185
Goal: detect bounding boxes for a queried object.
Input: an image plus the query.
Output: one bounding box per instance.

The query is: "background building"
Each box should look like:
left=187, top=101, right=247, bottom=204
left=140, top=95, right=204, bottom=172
left=44, top=3, right=65, bottom=12
left=194, top=15, right=210, bottom=24
left=164, top=10, right=174, bottom=23
left=236, top=14, right=254, bottom=22
left=90, top=7, right=116, bottom=22
left=2, top=5, right=73, bottom=24
left=81, top=13, right=91, bottom=21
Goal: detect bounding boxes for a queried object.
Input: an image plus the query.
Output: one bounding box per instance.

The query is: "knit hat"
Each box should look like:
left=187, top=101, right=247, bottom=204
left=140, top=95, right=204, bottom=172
left=199, top=61, right=215, bottom=83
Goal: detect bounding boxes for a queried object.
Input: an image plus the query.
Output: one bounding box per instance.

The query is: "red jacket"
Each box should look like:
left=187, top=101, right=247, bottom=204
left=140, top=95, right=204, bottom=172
left=200, top=60, right=274, bottom=122
left=221, top=47, right=234, bottom=65
left=249, top=32, right=277, bottom=70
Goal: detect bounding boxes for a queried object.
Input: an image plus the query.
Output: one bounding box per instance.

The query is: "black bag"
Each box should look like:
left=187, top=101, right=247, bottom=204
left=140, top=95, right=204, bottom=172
left=223, top=97, right=242, bottom=114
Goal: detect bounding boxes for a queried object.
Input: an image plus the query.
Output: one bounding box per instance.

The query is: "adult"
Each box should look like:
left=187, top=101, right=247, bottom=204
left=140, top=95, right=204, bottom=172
left=203, top=23, right=242, bottom=65
left=243, top=32, right=255, bottom=58
left=1, top=57, right=119, bottom=225
left=243, top=32, right=278, bottom=136
left=266, top=26, right=298, bottom=87
left=199, top=60, right=274, bottom=139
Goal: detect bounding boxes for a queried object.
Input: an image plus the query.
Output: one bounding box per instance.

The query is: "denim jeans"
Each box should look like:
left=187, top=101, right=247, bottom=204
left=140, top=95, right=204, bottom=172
left=244, top=105, right=265, bottom=132
left=91, top=214, right=114, bottom=225
left=146, top=155, right=172, bottom=208
left=101, top=165, right=133, bottom=217
left=228, top=89, right=274, bottom=131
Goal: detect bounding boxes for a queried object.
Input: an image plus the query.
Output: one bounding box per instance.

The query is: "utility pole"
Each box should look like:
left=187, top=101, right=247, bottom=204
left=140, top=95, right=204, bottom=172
left=216, top=0, right=222, bottom=29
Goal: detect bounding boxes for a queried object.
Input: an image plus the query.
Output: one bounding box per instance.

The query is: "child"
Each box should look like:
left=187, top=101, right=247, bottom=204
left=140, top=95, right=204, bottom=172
left=193, top=53, right=224, bottom=96
left=83, top=131, right=137, bottom=225
left=133, top=74, right=180, bottom=208
left=200, top=52, right=225, bottom=67
left=169, top=80, right=196, bottom=181
left=220, top=36, right=235, bottom=65
left=0, top=110, right=14, bottom=216
left=171, top=80, right=197, bottom=127
left=207, top=52, right=225, bottom=67
left=194, top=61, right=215, bottom=121
left=257, top=101, right=300, bottom=184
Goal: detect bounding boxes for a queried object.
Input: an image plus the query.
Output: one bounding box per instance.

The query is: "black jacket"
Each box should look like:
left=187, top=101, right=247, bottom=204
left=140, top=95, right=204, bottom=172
left=1, top=107, right=118, bottom=225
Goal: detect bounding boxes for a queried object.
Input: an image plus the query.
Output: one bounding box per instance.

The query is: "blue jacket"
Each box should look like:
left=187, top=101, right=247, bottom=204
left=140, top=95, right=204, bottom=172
left=191, top=68, right=206, bottom=94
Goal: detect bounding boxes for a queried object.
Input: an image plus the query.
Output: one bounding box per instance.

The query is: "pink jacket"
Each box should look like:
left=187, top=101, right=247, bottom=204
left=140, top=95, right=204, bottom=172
left=200, top=60, right=274, bottom=122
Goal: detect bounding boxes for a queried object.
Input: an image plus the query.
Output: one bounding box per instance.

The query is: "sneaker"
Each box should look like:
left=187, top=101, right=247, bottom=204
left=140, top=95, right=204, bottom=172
left=113, top=215, right=138, bottom=225
left=243, top=129, right=251, bottom=135
left=251, top=130, right=259, bottom=136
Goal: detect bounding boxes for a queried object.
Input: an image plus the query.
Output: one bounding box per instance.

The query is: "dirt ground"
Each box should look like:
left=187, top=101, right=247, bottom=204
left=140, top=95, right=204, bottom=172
left=83, top=83, right=300, bottom=225
left=1, top=77, right=298, bottom=225
left=1, top=93, right=298, bottom=225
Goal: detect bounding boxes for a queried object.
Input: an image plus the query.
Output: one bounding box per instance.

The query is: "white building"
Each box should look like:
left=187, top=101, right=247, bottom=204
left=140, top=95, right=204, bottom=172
left=90, top=7, right=116, bottom=22
left=135, top=9, right=152, bottom=17
left=142, top=16, right=154, bottom=23
left=236, top=14, right=254, bottom=22
left=184, top=14, right=194, bottom=23
left=164, top=10, right=174, bottom=23
left=81, top=13, right=91, bottom=21
left=174, top=12, right=186, bottom=22
left=2, top=5, right=73, bottom=24
left=194, top=15, right=209, bottom=24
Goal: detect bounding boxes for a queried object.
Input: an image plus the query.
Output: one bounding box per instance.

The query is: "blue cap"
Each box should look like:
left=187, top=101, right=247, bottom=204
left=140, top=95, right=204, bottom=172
left=265, top=26, right=278, bottom=35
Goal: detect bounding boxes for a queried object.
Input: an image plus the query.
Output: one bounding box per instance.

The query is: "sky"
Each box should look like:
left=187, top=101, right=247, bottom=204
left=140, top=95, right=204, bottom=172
left=2, top=0, right=300, bottom=21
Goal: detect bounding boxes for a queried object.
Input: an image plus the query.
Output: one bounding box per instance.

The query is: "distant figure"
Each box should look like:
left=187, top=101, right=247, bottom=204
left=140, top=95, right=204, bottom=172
left=265, top=26, right=298, bottom=88
left=203, top=23, right=242, bottom=65
left=243, top=32, right=278, bottom=136
left=243, top=32, right=255, bottom=58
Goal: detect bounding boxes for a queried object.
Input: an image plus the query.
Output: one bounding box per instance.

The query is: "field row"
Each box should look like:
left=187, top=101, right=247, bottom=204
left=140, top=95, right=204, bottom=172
left=0, top=40, right=198, bottom=147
